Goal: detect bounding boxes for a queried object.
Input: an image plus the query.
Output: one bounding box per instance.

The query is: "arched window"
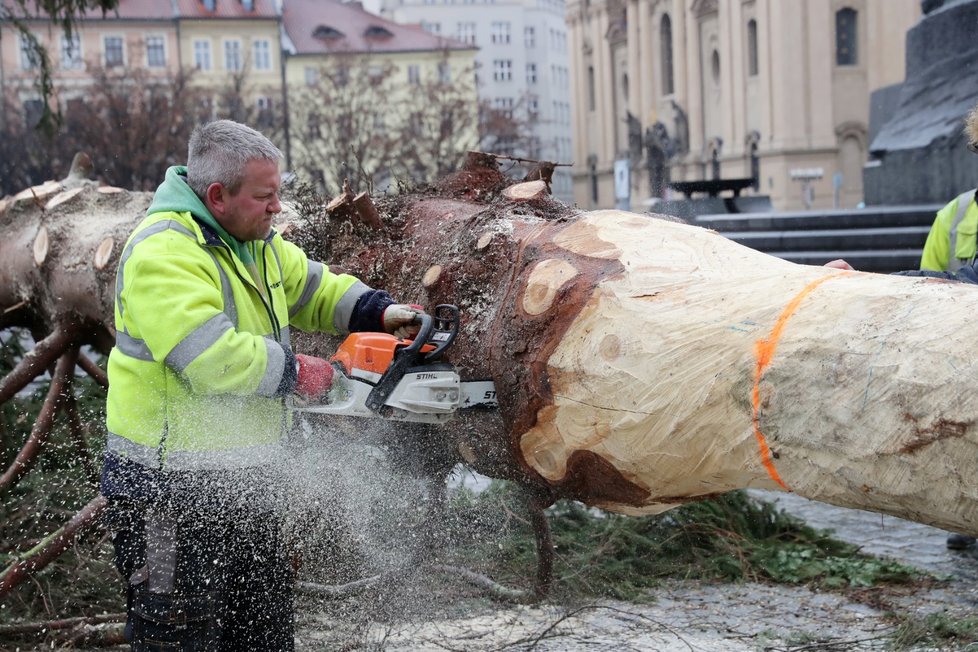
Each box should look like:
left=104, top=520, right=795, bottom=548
left=746, top=19, right=758, bottom=76
left=660, top=14, right=674, bottom=95
left=836, top=8, right=858, bottom=66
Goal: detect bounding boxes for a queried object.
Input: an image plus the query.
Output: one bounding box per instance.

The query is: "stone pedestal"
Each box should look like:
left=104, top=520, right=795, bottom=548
left=864, top=0, right=978, bottom=205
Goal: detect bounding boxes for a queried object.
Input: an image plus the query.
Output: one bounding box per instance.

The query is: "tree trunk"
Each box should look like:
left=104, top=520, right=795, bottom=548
left=2, top=166, right=977, bottom=538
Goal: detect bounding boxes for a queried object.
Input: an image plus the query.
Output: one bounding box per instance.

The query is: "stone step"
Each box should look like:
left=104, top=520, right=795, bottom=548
left=723, top=225, right=932, bottom=252
left=693, top=205, right=941, bottom=231
left=764, top=249, right=923, bottom=273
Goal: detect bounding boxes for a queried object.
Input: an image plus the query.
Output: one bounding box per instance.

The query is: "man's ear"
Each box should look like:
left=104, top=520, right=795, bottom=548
left=204, top=182, right=227, bottom=217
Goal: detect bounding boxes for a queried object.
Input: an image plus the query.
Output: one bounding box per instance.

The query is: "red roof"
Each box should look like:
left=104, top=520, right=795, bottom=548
left=283, top=0, right=472, bottom=54
left=1, top=0, right=279, bottom=21
left=0, top=0, right=164, bottom=21
left=174, top=0, right=279, bottom=19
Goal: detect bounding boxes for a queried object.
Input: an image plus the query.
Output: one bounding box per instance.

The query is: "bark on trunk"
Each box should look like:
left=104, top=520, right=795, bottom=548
left=3, top=169, right=977, bottom=538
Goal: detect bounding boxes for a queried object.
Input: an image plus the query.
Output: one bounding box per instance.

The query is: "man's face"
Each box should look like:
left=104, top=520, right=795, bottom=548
left=212, top=158, right=281, bottom=241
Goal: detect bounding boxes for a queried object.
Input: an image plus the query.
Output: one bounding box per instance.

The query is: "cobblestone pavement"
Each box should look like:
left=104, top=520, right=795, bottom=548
left=297, top=494, right=978, bottom=651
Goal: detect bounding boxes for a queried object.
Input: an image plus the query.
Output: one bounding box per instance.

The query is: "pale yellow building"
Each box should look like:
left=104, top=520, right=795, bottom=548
left=569, top=0, right=921, bottom=211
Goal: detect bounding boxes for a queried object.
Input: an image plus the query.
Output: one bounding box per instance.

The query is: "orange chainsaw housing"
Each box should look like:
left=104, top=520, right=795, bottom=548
left=330, top=333, right=436, bottom=376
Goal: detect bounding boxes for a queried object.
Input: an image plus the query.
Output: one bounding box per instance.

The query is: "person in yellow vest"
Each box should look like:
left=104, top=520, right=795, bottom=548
left=918, top=103, right=978, bottom=550
left=100, top=120, right=423, bottom=650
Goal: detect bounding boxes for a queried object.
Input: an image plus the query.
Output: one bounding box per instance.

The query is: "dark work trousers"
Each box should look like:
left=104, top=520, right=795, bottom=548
left=106, top=469, right=294, bottom=652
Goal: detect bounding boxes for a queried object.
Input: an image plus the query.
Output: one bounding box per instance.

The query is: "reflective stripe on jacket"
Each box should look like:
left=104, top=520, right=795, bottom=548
left=920, top=189, right=978, bottom=272
left=106, top=210, right=369, bottom=470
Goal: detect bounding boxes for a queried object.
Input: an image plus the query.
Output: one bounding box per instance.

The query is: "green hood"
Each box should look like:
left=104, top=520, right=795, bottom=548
left=147, top=165, right=254, bottom=266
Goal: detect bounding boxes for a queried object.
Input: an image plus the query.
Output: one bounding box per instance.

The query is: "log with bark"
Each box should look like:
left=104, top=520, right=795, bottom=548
left=2, top=154, right=977, bottom=550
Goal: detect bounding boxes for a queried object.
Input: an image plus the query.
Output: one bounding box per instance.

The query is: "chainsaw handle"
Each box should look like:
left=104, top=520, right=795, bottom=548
left=400, top=312, right=433, bottom=356
left=364, top=305, right=458, bottom=414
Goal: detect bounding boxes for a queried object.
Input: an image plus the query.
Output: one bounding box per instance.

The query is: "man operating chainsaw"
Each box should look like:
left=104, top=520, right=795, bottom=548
left=99, top=119, right=423, bottom=651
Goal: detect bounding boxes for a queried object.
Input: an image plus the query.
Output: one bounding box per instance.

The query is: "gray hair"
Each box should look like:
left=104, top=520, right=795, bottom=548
left=187, top=120, right=283, bottom=196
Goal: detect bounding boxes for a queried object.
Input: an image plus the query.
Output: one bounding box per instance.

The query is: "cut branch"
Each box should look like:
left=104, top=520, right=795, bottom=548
left=63, top=394, right=98, bottom=482
left=0, top=347, right=79, bottom=493
left=0, top=495, right=108, bottom=598
left=77, top=352, right=109, bottom=389
left=0, top=612, right=124, bottom=636
left=430, top=564, right=536, bottom=604
left=0, top=325, right=76, bottom=404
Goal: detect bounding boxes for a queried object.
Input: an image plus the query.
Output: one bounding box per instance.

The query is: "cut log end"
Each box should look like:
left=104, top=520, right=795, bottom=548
left=46, top=188, right=84, bottom=211
left=14, top=180, right=62, bottom=204
left=94, top=237, right=115, bottom=270
left=422, top=265, right=443, bottom=288
left=476, top=233, right=494, bottom=250
left=97, top=186, right=124, bottom=195
left=502, top=180, right=549, bottom=202
left=33, top=227, right=49, bottom=267
left=521, top=258, right=579, bottom=316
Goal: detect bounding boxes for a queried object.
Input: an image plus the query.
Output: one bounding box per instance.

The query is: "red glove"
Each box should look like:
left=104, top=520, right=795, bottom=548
left=295, top=354, right=334, bottom=400
left=382, top=304, right=425, bottom=339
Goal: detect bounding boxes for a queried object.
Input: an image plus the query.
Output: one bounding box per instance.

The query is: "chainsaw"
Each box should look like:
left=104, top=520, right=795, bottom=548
left=292, top=304, right=498, bottom=424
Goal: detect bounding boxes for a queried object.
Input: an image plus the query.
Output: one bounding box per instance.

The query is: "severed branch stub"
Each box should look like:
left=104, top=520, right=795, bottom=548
left=502, top=180, right=550, bottom=202
left=325, top=178, right=357, bottom=222
left=352, top=191, right=384, bottom=231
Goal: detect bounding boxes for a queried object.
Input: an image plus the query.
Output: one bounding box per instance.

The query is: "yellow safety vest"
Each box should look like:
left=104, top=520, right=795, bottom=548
left=105, top=210, right=366, bottom=470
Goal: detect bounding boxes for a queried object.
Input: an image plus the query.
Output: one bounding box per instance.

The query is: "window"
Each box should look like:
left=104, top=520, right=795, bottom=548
left=457, top=22, right=476, bottom=45
left=104, top=36, right=124, bottom=68
left=61, top=33, right=82, bottom=70
left=746, top=19, right=758, bottom=76
left=660, top=14, right=674, bottom=94
left=407, top=64, right=421, bottom=84
left=193, top=40, right=211, bottom=70
left=253, top=39, right=271, bottom=71
left=493, top=59, right=512, bottom=81
left=491, top=21, right=511, bottom=44
left=836, top=8, right=858, bottom=66
left=438, top=61, right=451, bottom=83
left=19, top=34, right=40, bottom=70
left=304, top=66, right=319, bottom=86
left=493, top=97, right=514, bottom=119
left=526, top=62, right=537, bottom=84
left=421, top=21, right=441, bottom=34
left=528, top=96, right=539, bottom=119
left=23, top=98, right=45, bottom=128
left=146, top=36, right=166, bottom=68
left=710, top=50, right=720, bottom=84
left=587, top=65, right=596, bottom=111
left=525, top=26, right=535, bottom=48
left=224, top=39, right=242, bottom=72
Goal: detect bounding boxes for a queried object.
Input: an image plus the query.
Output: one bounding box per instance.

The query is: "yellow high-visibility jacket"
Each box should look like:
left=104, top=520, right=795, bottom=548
left=920, top=189, right=978, bottom=272
left=105, top=167, right=379, bottom=472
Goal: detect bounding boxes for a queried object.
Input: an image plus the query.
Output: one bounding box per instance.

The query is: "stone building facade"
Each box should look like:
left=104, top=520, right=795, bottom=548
left=569, top=0, right=920, bottom=211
